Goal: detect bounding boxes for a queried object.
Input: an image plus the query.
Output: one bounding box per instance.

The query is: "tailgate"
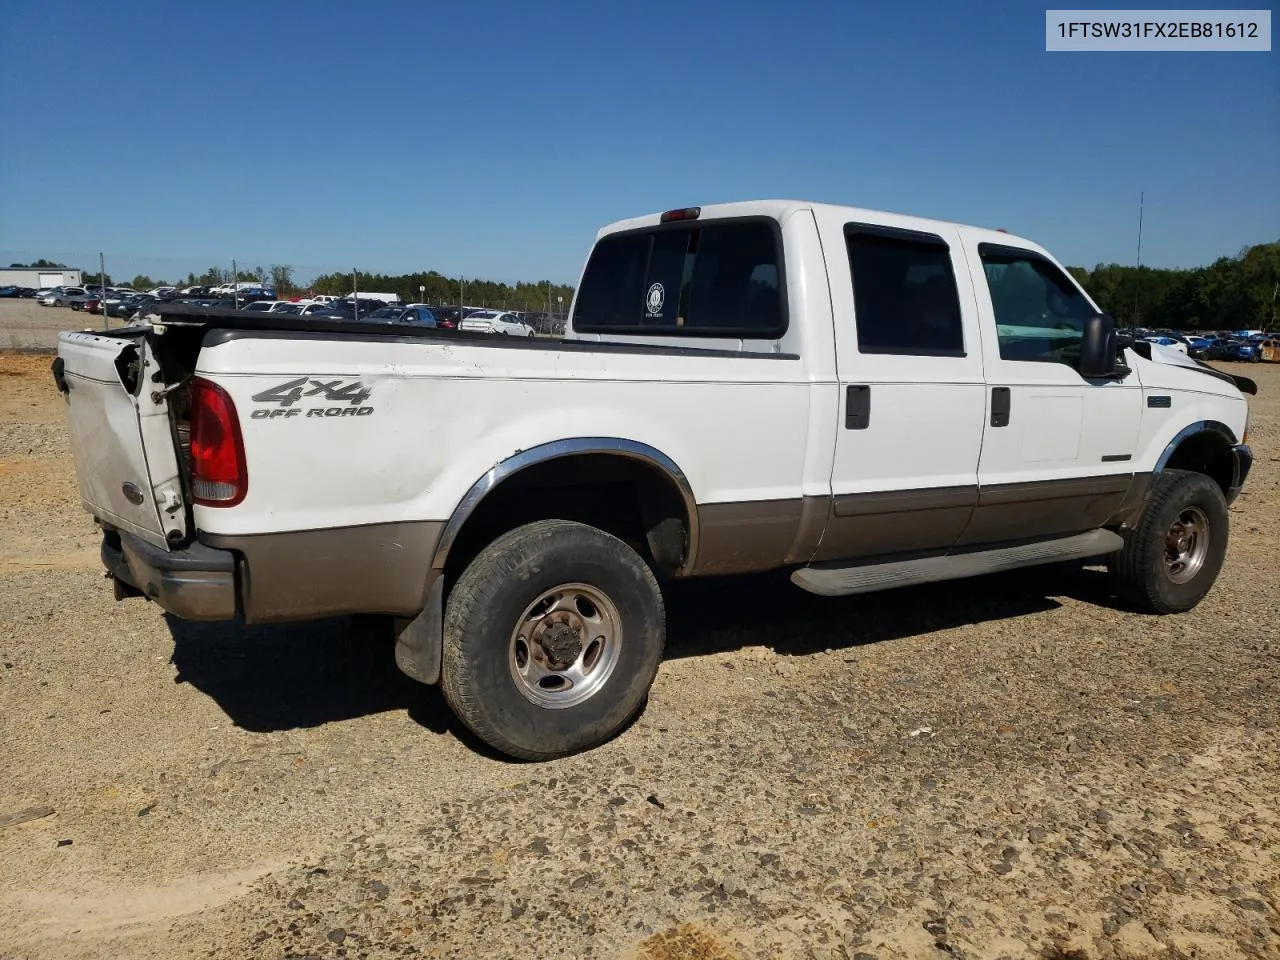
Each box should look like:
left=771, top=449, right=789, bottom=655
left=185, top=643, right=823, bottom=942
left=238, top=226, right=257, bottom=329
left=56, top=331, right=189, bottom=549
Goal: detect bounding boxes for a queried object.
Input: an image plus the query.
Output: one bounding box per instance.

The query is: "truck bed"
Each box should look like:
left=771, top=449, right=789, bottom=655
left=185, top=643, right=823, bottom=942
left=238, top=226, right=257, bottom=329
left=141, top=303, right=796, bottom=360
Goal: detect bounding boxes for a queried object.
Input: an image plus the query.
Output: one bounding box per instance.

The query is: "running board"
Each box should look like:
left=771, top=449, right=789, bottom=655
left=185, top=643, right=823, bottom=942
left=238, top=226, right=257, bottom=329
left=791, top=529, right=1123, bottom=597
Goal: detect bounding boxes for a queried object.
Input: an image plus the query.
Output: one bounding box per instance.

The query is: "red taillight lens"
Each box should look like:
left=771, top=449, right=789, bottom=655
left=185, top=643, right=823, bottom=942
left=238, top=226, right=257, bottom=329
left=660, top=206, right=701, bottom=223
left=189, top=377, right=247, bottom=507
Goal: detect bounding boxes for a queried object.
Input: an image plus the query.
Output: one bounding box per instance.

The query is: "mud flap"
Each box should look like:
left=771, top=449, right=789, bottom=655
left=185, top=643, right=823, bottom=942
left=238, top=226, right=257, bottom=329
left=393, top=575, right=444, bottom=685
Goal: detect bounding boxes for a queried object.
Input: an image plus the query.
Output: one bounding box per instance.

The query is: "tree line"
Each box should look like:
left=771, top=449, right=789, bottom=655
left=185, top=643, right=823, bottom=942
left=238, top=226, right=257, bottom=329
left=1066, top=240, right=1279, bottom=331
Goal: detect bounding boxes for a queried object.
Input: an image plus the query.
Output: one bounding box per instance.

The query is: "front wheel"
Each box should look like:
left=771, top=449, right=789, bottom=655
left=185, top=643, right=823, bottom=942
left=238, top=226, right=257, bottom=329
left=1107, top=469, right=1229, bottom=613
left=441, top=519, right=665, bottom=760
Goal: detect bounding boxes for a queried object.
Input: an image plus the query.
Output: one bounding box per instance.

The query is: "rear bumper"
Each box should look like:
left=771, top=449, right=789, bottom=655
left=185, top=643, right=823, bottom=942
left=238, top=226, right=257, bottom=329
left=102, top=530, right=237, bottom=621
left=99, top=520, right=445, bottom=624
left=1227, top=443, right=1252, bottom=505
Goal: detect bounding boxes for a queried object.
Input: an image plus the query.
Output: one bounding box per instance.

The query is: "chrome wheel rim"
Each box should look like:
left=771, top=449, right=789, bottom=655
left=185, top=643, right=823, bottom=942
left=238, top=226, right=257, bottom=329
left=509, top=583, right=622, bottom=709
left=1164, top=506, right=1210, bottom=584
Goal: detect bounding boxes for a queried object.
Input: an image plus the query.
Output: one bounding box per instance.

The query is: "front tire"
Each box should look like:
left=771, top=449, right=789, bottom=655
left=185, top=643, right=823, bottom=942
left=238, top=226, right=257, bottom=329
left=441, top=519, right=665, bottom=760
left=1107, top=469, right=1229, bottom=613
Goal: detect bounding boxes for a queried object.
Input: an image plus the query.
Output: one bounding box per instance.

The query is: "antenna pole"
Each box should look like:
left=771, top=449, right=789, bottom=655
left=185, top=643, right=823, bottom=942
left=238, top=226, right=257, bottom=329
left=1132, top=191, right=1144, bottom=327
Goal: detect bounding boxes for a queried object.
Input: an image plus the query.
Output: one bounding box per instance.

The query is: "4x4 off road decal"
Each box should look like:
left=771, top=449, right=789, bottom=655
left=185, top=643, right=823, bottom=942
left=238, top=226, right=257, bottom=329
left=249, top=377, right=374, bottom=419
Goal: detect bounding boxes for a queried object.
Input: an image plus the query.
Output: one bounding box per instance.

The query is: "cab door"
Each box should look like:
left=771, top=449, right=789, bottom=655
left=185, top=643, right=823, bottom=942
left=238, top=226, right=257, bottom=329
left=813, top=213, right=988, bottom=562
left=957, top=231, right=1142, bottom=547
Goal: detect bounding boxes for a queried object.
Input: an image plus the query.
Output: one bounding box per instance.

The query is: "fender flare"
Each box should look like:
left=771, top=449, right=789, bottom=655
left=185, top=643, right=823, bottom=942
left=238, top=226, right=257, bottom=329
left=432, top=437, right=701, bottom=575
left=395, top=438, right=699, bottom=687
left=1152, top=420, right=1237, bottom=476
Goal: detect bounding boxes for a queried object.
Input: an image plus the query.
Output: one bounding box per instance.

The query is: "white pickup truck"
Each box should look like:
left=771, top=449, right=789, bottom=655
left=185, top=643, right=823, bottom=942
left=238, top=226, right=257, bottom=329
left=53, top=200, right=1255, bottom=759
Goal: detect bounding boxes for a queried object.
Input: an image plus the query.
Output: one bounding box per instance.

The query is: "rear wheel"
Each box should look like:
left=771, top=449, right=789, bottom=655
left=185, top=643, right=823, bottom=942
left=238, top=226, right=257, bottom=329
left=1107, top=469, right=1228, bottom=613
left=441, top=519, right=665, bottom=760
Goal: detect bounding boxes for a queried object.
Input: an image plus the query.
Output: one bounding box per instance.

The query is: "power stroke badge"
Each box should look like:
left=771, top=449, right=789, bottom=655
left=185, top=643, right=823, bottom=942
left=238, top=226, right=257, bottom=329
left=249, top=377, right=374, bottom=419
left=645, top=282, right=665, bottom=317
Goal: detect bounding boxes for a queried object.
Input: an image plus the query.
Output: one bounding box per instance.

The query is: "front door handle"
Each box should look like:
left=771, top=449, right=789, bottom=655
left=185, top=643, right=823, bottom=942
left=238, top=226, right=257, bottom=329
left=846, top=385, right=870, bottom=430
left=990, top=387, right=1011, bottom=427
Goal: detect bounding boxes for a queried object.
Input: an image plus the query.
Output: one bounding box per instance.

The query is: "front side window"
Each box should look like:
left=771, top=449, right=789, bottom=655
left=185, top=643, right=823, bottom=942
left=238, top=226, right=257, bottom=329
left=572, top=219, right=785, bottom=337
left=845, top=228, right=965, bottom=356
left=979, top=245, right=1095, bottom=364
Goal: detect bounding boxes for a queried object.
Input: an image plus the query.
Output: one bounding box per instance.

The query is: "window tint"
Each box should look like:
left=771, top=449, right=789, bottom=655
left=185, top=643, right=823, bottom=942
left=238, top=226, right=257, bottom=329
left=572, top=219, right=784, bottom=337
left=979, top=246, right=1095, bottom=364
left=845, top=230, right=964, bottom=356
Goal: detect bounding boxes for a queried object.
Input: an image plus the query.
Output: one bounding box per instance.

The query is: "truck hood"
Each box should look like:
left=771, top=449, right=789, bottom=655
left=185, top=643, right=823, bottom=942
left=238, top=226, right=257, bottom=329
left=1130, top=340, right=1257, bottom=397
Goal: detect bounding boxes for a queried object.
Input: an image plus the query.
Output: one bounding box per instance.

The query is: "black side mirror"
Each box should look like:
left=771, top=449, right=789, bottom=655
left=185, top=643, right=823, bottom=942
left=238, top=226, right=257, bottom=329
left=1079, top=313, right=1119, bottom=379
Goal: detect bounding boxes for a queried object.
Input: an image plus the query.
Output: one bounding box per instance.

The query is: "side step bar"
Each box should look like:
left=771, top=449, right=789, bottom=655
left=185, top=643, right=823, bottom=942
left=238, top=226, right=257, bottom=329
left=791, top=529, right=1123, bottom=598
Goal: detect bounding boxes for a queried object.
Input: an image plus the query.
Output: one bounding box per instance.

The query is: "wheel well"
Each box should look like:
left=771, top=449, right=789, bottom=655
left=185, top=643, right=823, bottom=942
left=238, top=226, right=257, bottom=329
left=442, top=453, right=691, bottom=585
left=1163, top=430, right=1234, bottom=494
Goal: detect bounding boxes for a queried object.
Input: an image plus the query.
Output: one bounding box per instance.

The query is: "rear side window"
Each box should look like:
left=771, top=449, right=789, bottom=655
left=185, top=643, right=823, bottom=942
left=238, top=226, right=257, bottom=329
left=572, top=219, right=785, bottom=337
left=845, top=227, right=965, bottom=356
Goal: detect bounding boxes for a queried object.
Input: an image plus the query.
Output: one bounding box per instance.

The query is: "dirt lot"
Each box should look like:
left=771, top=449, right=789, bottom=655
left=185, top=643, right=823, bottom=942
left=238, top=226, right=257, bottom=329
left=0, top=349, right=1276, bottom=960
left=0, top=300, right=124, bottom=352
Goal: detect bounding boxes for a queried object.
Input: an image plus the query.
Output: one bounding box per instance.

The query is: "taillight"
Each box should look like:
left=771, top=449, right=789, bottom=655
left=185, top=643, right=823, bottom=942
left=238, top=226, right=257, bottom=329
left=189, top=377, right=248, bottom=507
left=660, top=206, right=701, bottom=223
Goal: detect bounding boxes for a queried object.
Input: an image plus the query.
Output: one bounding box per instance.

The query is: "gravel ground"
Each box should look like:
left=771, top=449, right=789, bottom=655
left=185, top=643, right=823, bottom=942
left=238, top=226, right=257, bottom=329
left=0, top=300, right=123, bottom=352
left=0, top=350, right=1276, bottom=960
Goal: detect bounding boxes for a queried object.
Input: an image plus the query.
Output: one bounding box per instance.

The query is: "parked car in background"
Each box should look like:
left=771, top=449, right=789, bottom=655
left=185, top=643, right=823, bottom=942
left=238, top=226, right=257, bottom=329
left=106, top=294, right=157, bottom=319
left=1258, top=337, right=1280, bottom=363
left=429, top=306, right=462, bottom=330
left=1180, top=335, right=1211, bottom=358
left=39, top=286, right=88, bottom=306
left=1142, top=335, right=1187, bottom=355
left=356, top=306, right=409, bottom=324
left=398, top=306, right=439, bottom=327
left=0, top=286, right=37, bottom=298
left=238, top=301, right=278, bottom=313
left=458, top=310, right=535, bottom=336
left=68, top=290, right=104, bottom=311
left=313, top=298, right=388, bottom=320
left=296, top=302, right=333, bottom=317
left=101, top=291, right=137, bottom=312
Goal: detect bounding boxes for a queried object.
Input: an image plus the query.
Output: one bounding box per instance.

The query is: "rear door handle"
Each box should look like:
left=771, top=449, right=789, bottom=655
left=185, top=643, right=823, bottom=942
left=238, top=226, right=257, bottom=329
left=846, top=385, right=870, bottom=430
left=990, top=387, right=1011, bottom=427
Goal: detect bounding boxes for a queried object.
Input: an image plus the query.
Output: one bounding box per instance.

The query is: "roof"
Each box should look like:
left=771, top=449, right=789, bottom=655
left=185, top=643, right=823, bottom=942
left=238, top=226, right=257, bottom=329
left=596, top=199, right=1044, bottom=254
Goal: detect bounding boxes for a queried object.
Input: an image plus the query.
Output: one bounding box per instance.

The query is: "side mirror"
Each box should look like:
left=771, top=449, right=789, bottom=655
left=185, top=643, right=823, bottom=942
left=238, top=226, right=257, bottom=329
left=1079, top=313, right=1119, bottom=379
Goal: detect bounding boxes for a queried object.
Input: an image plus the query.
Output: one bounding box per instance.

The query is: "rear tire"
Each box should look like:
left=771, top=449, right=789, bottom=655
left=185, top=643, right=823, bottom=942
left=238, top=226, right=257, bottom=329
left=1107, top=469, right=1228, bottom=613
left=441, top=519, right=665, bottom=760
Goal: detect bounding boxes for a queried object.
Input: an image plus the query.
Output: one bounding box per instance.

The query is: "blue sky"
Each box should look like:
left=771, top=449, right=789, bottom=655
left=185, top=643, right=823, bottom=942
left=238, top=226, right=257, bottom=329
left=1, top=0, right=1275, bottom=284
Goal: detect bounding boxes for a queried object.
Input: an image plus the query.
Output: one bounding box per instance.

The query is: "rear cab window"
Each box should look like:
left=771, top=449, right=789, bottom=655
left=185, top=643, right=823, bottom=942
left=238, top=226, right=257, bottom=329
left=845, top=226, right=965, bottom=356
left=572, top=218, right=786, bottom=338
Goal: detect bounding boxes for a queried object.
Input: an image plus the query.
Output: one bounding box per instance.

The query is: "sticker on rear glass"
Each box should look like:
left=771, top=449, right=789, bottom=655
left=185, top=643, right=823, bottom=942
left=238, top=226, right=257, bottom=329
left=645, top=283, right=665, bottom=316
